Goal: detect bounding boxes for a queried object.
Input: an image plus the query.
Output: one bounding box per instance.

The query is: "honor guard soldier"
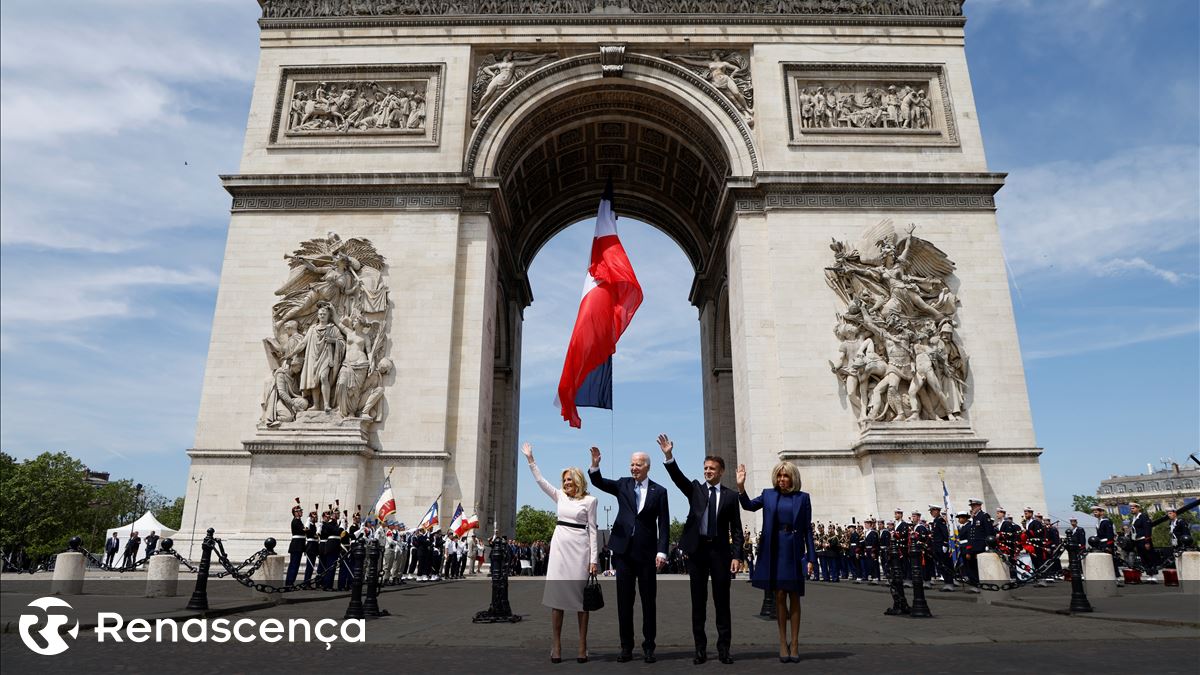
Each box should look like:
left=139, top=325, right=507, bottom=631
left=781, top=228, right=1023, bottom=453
left=303, top=507, right=320, bottom=583
left=1129, top=503, right=1161, bottom=583
left=1167, top=508, right=1193, bottom=552
left=968, top=498, right=994, bottom=548
left=319, top=507, right=340, bottom=590
left=848, top=522, right=863, bottom=582
left=1090, top=505, right=1122, bottom=584
left=1022, top=507, right=1048, bottom=586
left=1042, top=514, right=1062, bottom=579
left=862, top=518, right=881, bottom=584
left=879, top=521, right=893, bottom=581
left=994, top=508, right=1020, bottom=578
left=893, top=510, right=912, bottom=585
left=1065, top=518, right=1086, bottom=550
left=285, top=498, right=306, bottom=586
left=955, top=510, right=982, bottom=593
left=910, top=510, right=932, bottom=588
left=927, top=505, right=954, bottom=591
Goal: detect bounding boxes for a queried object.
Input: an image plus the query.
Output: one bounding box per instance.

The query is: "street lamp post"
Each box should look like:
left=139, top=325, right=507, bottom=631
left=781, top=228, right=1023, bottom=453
left=188, top=475, right=204, bottom=559
left=603, top=505, right=612, bottom=572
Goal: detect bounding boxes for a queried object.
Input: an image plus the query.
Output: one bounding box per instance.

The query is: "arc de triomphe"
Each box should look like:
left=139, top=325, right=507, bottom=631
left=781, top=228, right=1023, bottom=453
left=181, top=1, right=1046, bottom=555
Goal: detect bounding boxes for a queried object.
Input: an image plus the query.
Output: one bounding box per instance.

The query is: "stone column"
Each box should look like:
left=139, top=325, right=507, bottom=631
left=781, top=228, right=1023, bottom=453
left=145, top=555, right=180, bottom=598
left=51, top=552, right=85, bottom=595
left=1082, top=552, right=1118, bottom=598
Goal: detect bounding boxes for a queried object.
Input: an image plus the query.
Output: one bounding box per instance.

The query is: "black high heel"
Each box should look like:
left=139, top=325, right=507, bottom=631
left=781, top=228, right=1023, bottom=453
left=550, top=648, right=562, bottom=664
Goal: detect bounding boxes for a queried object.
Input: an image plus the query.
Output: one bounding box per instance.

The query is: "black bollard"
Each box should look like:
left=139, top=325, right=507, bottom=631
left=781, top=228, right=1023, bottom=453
left=344, top=539, right=367, bottom=620
left=363, top=538, right=387, bottom=617
left=67, top=536, right=82, bottom=552
left=1065, top=539, right=1093, bottom=614
left=473, top=535, right=520, bottom=622
left=908, top=532, right=932, bottom=618
left=758, top=588, right=777, bottom=619
left=263, top=537, right=277, bottom=555
left=186, top=528, right=216, bottom=611
left=159, top=538, right=174, bottom=554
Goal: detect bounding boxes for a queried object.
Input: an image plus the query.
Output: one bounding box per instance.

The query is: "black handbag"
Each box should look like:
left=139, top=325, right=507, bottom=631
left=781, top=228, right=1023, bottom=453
left=583, top=573, right=604, bottom=611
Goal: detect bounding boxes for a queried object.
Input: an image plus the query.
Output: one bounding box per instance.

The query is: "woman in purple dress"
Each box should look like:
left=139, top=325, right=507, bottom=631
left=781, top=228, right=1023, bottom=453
left=737, top=461, right=815, bottom=663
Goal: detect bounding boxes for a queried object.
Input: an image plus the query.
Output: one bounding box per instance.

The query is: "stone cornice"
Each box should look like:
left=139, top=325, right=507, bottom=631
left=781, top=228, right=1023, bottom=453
left=221, top=173, right=495, bottom=212
left=730, top=171, right=1005, bottom=211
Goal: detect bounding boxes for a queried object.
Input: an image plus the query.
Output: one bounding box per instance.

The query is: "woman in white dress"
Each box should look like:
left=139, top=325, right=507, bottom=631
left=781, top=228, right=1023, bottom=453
left=521, top=442, right=598, bottom=663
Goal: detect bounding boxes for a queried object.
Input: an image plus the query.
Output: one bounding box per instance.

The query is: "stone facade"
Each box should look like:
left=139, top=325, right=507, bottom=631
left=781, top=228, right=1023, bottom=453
left=181, top=0, right=1045, bottom=555
left=1097, top=466, right=1200, bottom=514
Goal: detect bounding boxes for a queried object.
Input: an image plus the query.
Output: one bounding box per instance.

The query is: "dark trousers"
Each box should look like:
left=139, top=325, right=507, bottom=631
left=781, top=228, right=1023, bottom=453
left=319, top=550, right=337, bottom=589
left=686, top=539, right=732, bottom=655
left=337, top=553, right=352, bottom=590
left=104, top=551, right=116, bottom=567
left=933, top=550, right=953, bottom=584
left=613, top=553, right=657, bottom=653
left=1135, top=541, right=1159, bottom=573
left=961, top=553, right=979, bottom=585
left=285, top=550, right=302, bottom=585
left=303, top=548, right=318, bottom=583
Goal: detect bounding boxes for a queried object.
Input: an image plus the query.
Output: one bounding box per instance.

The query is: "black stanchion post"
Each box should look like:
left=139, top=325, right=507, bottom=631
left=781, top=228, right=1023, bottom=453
left=364, top=538, right=387, bottom=617
left=884, top=534, right=911, bottom=616
left=67, top=536, right=82, bottom=552
left=909, top=532, right=932, bottom=618
left=1065, top=539, right=1093, bottom=614
left=758, top=588, right=777, bottom=619
left=186, top=528, right=215, bottom=611
left=344, top=539, right=367, bottom=620
left=473, top=535, right=520, bottom=622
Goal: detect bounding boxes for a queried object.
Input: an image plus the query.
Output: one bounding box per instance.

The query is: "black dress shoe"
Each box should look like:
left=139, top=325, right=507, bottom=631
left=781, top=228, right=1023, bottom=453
left=616, top=652, right=633, bottom=663
left=718, top=652, right=734, bottom=664
left=693, top=650, right=707, bottom=664
left=644, top=650, right=657, bottom=664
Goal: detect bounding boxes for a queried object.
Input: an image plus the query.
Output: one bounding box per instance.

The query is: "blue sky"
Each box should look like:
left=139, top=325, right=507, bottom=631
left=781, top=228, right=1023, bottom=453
left=1, top=1, right=1196, bottom=527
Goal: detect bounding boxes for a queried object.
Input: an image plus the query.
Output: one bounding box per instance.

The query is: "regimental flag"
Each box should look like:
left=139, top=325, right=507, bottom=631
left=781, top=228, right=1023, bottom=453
left=418, top=499, right=439, bottom=531
left=555, top=178, right=643, bottom=428
left=449, top=503, right=465, bottom=535
left=942, top=474, right=959, bottom=564
left=464, top=512, right=480, bottom=534
left=371, top=478, right=396, bottom=524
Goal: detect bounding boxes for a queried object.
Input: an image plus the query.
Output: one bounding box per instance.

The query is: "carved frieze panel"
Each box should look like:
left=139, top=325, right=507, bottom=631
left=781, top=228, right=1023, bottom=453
left=271, top=64, right=445, bottom=148
left=783, top=63, right=958, bottom=147
left=470, top=51, right=561, bottom=125
left=259, top=1, right=966, bottom=19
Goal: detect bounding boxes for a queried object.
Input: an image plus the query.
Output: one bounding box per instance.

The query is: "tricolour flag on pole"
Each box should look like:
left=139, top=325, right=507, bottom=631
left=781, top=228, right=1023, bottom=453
left=449, top=503, right=466, bottom=535
left=371, top=478, right=396, bottom=524
left=464, top=512, right=480, bottom=533
left=418, top=499, right=439, bottom=531
left=555, top=178, right=643, bottom=428
left=942, top=474, right=959, bottom=564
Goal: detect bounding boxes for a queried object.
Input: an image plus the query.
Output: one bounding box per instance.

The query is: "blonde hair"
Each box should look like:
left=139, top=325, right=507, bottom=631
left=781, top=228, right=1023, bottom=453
left=771, top=461, right=802, bottom=494
left=561, top=467, right=589, bottom=499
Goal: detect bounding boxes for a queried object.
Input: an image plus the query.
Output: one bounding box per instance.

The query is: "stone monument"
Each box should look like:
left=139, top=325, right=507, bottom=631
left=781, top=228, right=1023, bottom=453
left=181, top=0, right=1046, bottom=555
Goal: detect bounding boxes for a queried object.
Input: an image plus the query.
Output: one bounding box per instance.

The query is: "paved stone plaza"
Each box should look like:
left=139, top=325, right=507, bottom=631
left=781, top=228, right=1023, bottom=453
left=4, top=574, right=1196, bottom=672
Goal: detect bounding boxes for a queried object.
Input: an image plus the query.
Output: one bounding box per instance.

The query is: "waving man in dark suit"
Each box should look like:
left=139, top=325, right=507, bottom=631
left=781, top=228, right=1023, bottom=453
left=588, top=445, right=669, bottom=663
left=658, top=434, right=743, bottom=665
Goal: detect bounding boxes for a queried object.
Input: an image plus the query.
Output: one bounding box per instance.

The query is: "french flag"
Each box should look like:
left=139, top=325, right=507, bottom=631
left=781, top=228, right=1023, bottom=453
left=555, top=178, right=643, bottom=428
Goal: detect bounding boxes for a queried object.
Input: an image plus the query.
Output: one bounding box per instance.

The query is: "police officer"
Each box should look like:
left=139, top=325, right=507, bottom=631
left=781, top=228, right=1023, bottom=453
left=1129, top=503, right=1161, bottom=583
left=928, top=505, right=954, bottom=591
left=1090, top=505, right=1122, bottom=585
left=285, top=500, right=307, bottom=586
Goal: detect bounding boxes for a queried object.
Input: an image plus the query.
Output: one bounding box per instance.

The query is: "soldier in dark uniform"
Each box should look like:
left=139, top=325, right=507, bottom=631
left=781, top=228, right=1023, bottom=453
left=285, top=501, right=307, bottom=586
left=879, top=522, right=892, bottom=583
left=848, top=522, right=863, bottom=583
left=994, top=507, right=1020, bottom=578
left=927, top=505, right=954, bottom=591
left=1065, top=518, right=1086, bottom=550
left=319, top=508, right=340, bottom=590
left=908, top=510, right=932, bottom=588
left=337, top=510, right=359, bottom=591
left=303, top=508, right=320, bottom=583
left=414, top=527, right=433, bottom=580
left=893, top=512, right=912, bottom=586
left=884, top=514, right=911, bottom=615
left=1167, top=508, right=1194, bottom=553
left=1042, top=514, right=1063, bottom=579
left=862, top=517, right=881, bottom=584
left=955, top=510, right=982, bottom=593
left=1022, top=507, right=1048, bottom=586
left=1129, top=503, right=1161, bottom=583
left=1090, top=505, right=1122, bottom=584
left=968, top=498, right=994, bottom=547
left=825, top=525, right=843, bottom=582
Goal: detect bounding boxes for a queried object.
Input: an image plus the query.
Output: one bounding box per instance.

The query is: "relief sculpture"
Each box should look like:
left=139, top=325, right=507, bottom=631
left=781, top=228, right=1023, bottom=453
left=287, top=80, right=427, bottom=134
left=260, top=232, right=392, bottom=428
left=825, top=220, right=968, bottom=425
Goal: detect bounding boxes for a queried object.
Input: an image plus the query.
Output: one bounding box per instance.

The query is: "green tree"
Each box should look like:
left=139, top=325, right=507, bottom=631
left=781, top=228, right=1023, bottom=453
left=0, top=452, right=94, bottom=559
left=669, top=518, right=685, bottom=545
left=157, top=497, right=186, bottom=532
left=514, top=504, right=556, bottom=543
left=1071, top=494, right=1100, bottom=514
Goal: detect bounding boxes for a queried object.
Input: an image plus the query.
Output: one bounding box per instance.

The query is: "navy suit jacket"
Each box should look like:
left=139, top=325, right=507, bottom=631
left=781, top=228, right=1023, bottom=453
left=589, top=466, right=669, bottom=561
left=738, top=489, right=815, bottom=583
left=663, top=459, right=744, bottom=560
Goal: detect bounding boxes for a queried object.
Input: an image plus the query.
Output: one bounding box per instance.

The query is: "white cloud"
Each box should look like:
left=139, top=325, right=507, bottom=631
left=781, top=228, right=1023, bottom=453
left=1023, top=319, right=1198, bottom=361
left=1, top=265, right=219, bottom=323
left=997, top=144, right=1199, bottom=284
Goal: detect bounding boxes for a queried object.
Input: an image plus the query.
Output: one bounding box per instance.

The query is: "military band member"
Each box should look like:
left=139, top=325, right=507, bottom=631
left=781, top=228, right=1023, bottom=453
left=848, top=522, right=863, bottom=583
left=928, top=505, right=954, bottom=591
left=1129, top=503, right=1161, bottom=583
left=1064, top=518, right=1086, bottom=549
left=1167, top=508, right=1193, bottom=552
left=1090, top=505, right=1121, bottom=584
left=968, top=498, right=994, bottom=548
left=862, top=517, right=881, bottom=584
left=285, top=500, right=306, bottom=586
left=955, top=510, right=982, bottom=593
left=1022, top=507, right=1048, bottom=587
left=909, top=510, right=932, bottom=588
left=1042, top=514, right=1062, bottom=579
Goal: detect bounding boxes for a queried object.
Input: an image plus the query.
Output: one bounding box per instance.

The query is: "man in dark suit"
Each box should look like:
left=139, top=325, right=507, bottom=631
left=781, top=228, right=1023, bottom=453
left=122, top=531, right=141, bottom=568
left=104, top=533, right=120, bottom=568
left=657, top=434, right=743, bottom=665
left=589, top=445, right=669, bottom=663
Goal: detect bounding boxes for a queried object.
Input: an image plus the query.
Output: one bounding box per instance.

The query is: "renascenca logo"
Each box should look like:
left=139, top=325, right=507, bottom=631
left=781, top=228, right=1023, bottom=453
left=18, top=597, right=80, bottom=656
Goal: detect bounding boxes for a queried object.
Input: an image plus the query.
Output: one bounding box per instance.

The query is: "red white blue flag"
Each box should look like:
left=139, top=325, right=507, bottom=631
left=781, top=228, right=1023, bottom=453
left=555, top=179, right=643, bottom=428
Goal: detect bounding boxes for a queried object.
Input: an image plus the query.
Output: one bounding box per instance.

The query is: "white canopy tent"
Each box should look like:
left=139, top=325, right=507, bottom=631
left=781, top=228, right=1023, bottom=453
left=105, top=511, right=177, bottom=541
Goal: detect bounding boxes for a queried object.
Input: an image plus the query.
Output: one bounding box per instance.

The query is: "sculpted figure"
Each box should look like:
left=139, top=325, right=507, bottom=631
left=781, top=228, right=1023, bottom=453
left=334, top=312, right=374, bottom=417
left=298, top=303, right=345, bottom=413
left=669, top=50, right=755, bottom=125
left=472, top=51, right=559, bottom=125
left=261, top=358, right=310, bottom=427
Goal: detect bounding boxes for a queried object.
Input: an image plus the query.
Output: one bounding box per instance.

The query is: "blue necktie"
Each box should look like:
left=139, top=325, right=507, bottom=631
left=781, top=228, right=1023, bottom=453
left=707, top=486, right=718, bottom=538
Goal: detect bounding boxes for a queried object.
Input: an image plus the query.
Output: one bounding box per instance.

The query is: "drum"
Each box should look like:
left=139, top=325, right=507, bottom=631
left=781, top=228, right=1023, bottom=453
left=1016, top=553, right=1033, bottom=581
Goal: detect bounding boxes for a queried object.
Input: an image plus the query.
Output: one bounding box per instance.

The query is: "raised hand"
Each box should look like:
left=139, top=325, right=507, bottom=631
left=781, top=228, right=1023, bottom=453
left=656, top=434, right=673, bottom=459
left=589, top=446, right=601, bottom=469
left=736, top=464, right=747, bottom=491
left=520, top=442, right=534, bottom=462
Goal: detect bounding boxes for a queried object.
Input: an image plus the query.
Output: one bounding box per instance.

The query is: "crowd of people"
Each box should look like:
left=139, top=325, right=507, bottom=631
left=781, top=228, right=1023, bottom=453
left=101, top=530, right=161, bottom=569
